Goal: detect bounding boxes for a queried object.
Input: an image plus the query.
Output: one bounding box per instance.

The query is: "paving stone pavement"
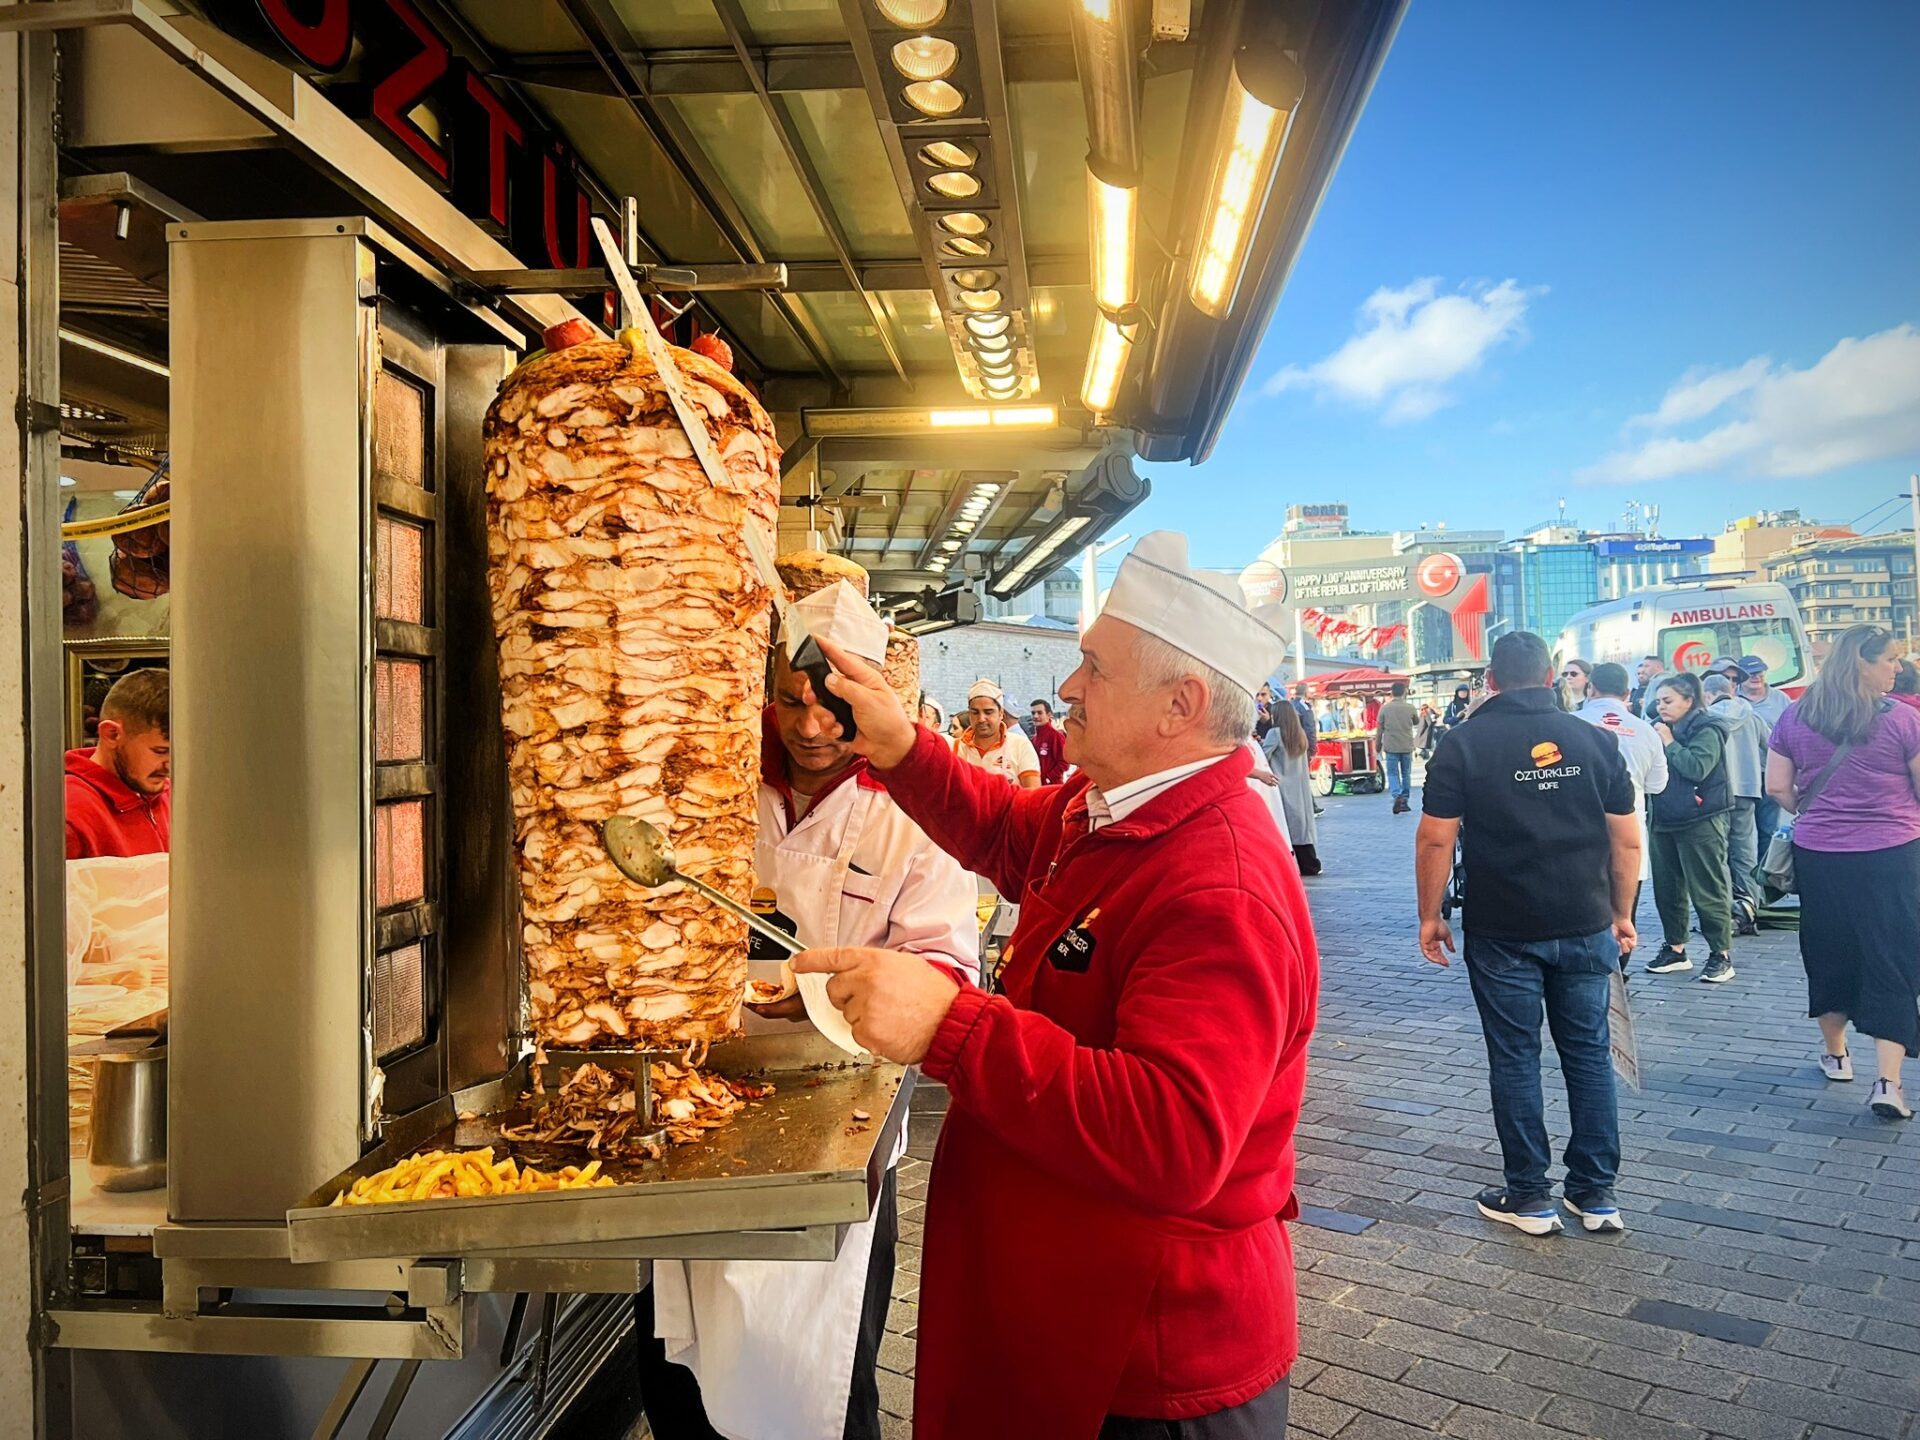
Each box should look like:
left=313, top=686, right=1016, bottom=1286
left=877, top=788, right=1920, bottom=1439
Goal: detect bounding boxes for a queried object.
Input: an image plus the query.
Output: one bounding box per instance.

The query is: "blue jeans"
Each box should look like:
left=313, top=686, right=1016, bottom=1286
left=1383, top=750, right=1413, bottom=800
left=1463, top=929, right=1621, bottom=1205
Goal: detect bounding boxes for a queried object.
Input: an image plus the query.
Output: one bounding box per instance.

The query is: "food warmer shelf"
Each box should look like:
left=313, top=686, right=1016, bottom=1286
left=285, top=1033, right=910, bottom=1266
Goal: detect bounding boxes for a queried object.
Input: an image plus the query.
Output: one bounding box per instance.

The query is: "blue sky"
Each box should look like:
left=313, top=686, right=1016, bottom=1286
left=1132, top=1, right=1920, bottom=572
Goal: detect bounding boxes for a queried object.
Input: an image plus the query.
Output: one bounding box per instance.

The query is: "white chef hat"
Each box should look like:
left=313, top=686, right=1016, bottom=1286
left=1101, top=531, right=1289, bottom=699
left=789, top=579, right=888, bottom=668
left=966, top=679, right=1003, bottom=704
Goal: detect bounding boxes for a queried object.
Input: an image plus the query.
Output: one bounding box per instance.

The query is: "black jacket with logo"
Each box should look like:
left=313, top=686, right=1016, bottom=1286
left=1649, top=707, right=1730, bottom=830
left=1423, top=687, right=1636, bottom=941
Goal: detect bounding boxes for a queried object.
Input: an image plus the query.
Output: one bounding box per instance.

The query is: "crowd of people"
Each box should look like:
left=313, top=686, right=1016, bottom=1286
left=68, top=546, right=1914, bottom=1433
left=1411, top=621, right=1917, bottom=1240
left=641, top=582, right=1916, bottom=1431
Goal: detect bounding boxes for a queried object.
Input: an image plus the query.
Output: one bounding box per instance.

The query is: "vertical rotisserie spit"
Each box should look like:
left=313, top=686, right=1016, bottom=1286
left=485, top=336, right=781, bottom=1048
left=883, top=628, right=921, bottom=714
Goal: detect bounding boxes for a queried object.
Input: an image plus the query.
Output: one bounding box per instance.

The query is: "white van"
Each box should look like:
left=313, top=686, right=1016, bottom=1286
left=1554, top=580, right=1811, bottom=689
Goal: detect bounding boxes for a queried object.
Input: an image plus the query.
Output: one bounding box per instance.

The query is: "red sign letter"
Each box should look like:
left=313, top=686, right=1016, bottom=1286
left=461, top=71, right=525, bottom=229
left=372, top=0, right=450, bottom=180
left=257, top=0, right=352, bottom=72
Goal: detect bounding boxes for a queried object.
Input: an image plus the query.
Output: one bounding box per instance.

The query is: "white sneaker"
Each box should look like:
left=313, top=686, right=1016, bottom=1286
left=1869, top=1080, right=1913, bottom=1120
left=1820, top=1052, right=1854, bottom=1083
left=1563, top=1197, right=1627, bottom=1234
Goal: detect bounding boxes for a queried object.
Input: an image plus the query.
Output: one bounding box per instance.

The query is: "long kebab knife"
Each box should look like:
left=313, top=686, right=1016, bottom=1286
left=587, top=218, right=852, bottom=732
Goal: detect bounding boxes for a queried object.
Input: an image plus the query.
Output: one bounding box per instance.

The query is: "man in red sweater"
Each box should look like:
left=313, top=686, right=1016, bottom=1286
left=1028, top=699, right=1070, bottom=785
left=66, top=668, right=171, bottom=859
left=796, top=533, right=1317, bottom=1439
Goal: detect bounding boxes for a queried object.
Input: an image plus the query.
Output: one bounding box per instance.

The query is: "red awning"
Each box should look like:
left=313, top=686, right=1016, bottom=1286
left=1304, top=668, right=1408, bottom=696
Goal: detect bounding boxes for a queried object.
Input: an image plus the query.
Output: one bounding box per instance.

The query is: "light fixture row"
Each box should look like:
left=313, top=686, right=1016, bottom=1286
left=866, top=0, right=1038, bottom=400
left=925, top=474, right=1008, bottom=574
left=1070, top=29, right=1308, bottom=418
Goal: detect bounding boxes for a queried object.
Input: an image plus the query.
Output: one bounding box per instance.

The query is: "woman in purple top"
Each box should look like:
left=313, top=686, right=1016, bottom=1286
left=1766, top=625, right=1920, bottom=1120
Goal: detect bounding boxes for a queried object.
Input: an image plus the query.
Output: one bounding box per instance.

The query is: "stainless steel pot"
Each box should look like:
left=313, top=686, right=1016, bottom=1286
left=88, top=1044, right=167, bottom=1192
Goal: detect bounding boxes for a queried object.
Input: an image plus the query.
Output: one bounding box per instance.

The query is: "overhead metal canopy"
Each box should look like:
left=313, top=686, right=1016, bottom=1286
left=32, top=0, right=1407, bottom=604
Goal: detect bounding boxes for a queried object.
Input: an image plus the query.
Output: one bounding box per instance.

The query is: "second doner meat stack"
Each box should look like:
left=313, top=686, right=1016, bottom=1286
left=485, top=336, right=781, bottom=1049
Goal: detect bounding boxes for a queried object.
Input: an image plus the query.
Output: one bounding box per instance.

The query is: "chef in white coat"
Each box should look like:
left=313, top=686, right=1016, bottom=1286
left=638, top=580, right=978, bottom=1440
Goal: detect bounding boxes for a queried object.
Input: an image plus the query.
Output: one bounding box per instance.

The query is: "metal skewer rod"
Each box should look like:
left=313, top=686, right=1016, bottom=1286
left=602, top=815, right=803, bottom=956
left=672, top=871, right=804, bottom=956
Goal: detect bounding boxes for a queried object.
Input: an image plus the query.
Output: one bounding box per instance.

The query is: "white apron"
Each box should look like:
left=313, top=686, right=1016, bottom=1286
left=650, top=784, right=890, bottom=1440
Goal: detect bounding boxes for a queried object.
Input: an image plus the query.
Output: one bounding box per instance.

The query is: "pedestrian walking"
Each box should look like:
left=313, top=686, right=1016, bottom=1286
left=1028, top=699, right=1070, bottom=785
left=1764, top=624, right=1920, bottom=1120
left=1628, top=655, right=1663, bottom=717
left=1575, top=663, right=1668, bottom=970
left=1645, top=672, right=1736, bottom=983
left=1703, top=671, right=1773, bottom=936
left=1415, top=702, right=1440, bottom=760
left=1376, top=681, right=1419, bottom=814
left=1740, top=657, right=1790, bottom=842
left=1559, top=658, right=1593, bottom=711
left=1442, top=684, right=1473, bottom=730
left=1263, top=698, right=1322, bottom=876
left=1891, top=658, right=1920, bottom=714
left=1290, top=683, right=1315, bottom=734
left=1739, top=655, right=1790, bottom=727
left=1417, top=631, right=1639, bottom=1236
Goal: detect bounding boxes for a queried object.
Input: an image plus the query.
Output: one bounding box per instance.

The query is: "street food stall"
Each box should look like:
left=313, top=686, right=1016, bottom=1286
left=0, top=1, right=1408, bottom=1434
left=1301, top=667, right=1405, bottom=795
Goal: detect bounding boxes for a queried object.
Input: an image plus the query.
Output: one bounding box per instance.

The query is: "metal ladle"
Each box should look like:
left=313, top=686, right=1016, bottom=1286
left=602, top=816, right=803, bottom=956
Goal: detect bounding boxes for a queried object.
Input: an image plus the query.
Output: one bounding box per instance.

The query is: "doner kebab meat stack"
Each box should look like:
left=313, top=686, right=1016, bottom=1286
left=485, top=327, right=780, bottom=1049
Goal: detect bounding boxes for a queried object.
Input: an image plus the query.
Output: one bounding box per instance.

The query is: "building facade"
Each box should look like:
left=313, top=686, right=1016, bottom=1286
left=1593, top=536, right=1712, bottom=597
left=1765, top=532, right=1919, bottom=648
left=1492, top=530, right=1712, bottom=648
left=1709, top=511, right=1854, bottom=576
left=917, top=619, right=1085, bottom=717
left=982, top=565, right=1081, bottom=625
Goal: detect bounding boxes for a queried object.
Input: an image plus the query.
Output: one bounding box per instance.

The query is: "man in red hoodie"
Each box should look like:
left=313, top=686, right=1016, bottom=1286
left=796, top=533, right=1317, bottom=1439
left=66, top=668, right=171, bottom=858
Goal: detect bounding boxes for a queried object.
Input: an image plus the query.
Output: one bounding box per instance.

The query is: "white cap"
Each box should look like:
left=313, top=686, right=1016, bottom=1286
left=967, top=678, right=1003, bottom=704
left=1101, top=531, right=1289, bottom=699
left=790, top=579, right=888, bottom=667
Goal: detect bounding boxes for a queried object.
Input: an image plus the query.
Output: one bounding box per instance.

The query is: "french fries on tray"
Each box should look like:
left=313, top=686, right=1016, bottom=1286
left=329, top=1147, right=615, bottom=1206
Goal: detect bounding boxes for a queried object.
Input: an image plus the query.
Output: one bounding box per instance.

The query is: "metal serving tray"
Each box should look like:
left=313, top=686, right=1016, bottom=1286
left=286, top=1034, right=910, bottom=1264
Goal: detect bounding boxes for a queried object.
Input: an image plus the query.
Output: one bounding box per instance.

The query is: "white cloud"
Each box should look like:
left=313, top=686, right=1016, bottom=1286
left=1581, top=325, right=1920, bottom=484
left=1628, top=356, right=1771, bottom=429
left=1265, top=277, right=1541, bottom=423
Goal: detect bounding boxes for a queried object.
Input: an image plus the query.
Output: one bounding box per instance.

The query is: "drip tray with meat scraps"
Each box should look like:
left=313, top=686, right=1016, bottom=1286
left=286, top=1033, right=910, bottom=1265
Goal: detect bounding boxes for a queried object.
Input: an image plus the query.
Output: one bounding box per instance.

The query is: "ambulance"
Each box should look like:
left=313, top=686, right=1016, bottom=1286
left=1554, top=580, right=1811, bottom=689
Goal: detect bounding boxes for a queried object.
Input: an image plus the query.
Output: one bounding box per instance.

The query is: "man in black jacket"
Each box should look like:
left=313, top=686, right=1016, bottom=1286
left=1415, top=631, right=1641, bottom=1237
left=1628, top=655, right=1662, bottom=717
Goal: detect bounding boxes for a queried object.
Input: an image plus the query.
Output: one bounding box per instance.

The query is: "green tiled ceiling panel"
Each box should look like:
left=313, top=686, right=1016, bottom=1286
left=521, top=84, right=739, bottom=264
left=875, top=290, right=954, bottom=367
left=795, top=289, right=892, bottom=369
left=608, top=0, right=728, bottom=47
left=449, top=0, right=590, bottom=54
left=702, top=291, right=817, bottom=373
left=784, top=90, right=918, bottom=256
left=736, top=0, right=847, bottom=44
left=1007, top=80, right=1089, bottom=251
left=671, top=92, right=837, bottom=260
